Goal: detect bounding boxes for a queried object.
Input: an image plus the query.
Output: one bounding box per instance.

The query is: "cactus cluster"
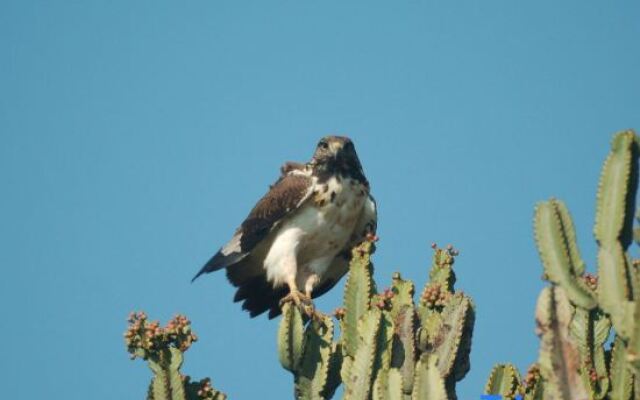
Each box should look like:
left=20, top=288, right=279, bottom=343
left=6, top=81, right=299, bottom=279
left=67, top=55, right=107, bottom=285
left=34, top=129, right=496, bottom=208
left=124, top=130, right=638, bottom=399
left=277, top=239, right=475, bottom=400
left=125, top=312, right=227, bottom=400
left=483, top=130, right=640, bottom=400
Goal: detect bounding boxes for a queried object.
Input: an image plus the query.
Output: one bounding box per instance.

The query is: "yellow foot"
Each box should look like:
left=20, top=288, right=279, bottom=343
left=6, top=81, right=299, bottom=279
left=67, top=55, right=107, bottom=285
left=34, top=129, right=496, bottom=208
left=279, top=290, right=311, bottom=308
left=279, top=291, right=326, bottom=320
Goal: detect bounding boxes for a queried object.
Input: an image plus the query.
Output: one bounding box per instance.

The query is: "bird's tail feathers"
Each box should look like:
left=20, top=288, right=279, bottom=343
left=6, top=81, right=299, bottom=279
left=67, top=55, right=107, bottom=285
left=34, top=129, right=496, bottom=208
left=192, top=250, right=247, bottom=282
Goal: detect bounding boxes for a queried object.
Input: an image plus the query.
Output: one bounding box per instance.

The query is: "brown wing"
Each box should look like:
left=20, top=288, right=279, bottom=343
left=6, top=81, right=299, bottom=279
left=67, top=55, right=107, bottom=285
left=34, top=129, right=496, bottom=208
left=238, top=173, right=312, bottom=251
left=312, top=194, right=378, bottom=299
left=193, top=173, right=313, bottom=280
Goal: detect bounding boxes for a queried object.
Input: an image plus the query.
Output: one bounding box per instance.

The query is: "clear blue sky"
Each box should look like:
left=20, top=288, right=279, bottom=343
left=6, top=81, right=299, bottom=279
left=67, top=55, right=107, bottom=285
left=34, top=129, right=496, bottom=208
left=1, top=1, right=639, bottom=399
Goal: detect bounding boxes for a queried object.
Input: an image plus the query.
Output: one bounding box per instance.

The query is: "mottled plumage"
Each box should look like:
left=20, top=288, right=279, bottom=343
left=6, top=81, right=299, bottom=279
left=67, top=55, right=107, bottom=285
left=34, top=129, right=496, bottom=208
left=193, top=136, right=377, bottom=318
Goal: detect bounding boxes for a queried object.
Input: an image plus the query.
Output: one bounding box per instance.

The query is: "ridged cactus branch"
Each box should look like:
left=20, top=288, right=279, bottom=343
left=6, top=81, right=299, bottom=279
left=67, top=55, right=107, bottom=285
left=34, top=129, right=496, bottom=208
left=279, top=303, right=305, bottom=374
left=595, top=131, right=639, bottom=338
left=609, top=335, right=634, bottom=400
left=391, top=305, right=416, bottom=395
left=534, top=199, right=596, bottom=309
left=372, top=368, right=403, bottom=400
left=431, top=293, right=473, bottom=380
left=594, top=130, right=638, bottom=248
left=343, top=308, right=382, bottom=400
left=597, top=242, right=633, bottom=338
left=124, top=312, right=226, bottom=400
left=295, top=317, right=335, bottom=400
left=483, top=363, right=522, bottom=398
left=535, top=286, right=589, bottom=400
left=629, top=264, right=640, bottom=372
left=323, top=342, right=344, bottom=400
left=342, top=241, right=377, bottom=358
left=521, top=365, right=544, bottom=400
left=411, top=354, right=448, bottom=400
left=148, top=348, right=187, bottom=400
left=569, top=307, right=610, bottom=398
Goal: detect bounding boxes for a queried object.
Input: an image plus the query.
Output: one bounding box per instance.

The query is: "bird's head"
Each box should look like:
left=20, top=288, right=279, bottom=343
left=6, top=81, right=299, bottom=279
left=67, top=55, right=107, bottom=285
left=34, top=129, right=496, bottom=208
left=311, top=136, right=367, bottom=183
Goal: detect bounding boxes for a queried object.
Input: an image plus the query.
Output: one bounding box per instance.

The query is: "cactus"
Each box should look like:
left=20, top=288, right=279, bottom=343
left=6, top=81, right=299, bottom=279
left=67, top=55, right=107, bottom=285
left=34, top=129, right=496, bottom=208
left=484, top=363, right=522, bottom=398
left=295, top=316, right=335, bottom=400
left=126, top=189, right=475, bottom=400
left=411, top=354, right=448, bottom=400
left=521, top=365, right=544, bottom=400
left=124, top=312, right=227, bottom=400
left=279, top=302, right=306, bottom=373
left=535, top=286, right=589, bottom=399
left=484, top=130, right=640, bottom=400
left=277, top=239, right=475, bottom=400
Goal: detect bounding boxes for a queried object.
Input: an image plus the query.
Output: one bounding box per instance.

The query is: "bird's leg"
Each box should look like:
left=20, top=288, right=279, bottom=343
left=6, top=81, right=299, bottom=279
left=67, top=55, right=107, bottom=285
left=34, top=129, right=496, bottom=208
left=302, top=274, right=327, bottom=322
left=304, top=274, right=320, bottom=299
left=279, top=278, right=311, bottom=308
left=279, top=276, right=326, bottom=321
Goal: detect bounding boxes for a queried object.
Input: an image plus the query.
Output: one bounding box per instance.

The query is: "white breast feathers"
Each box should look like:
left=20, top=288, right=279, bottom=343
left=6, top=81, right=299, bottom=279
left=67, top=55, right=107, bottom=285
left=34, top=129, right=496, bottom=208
left=263, top=175, right=368, bottom=291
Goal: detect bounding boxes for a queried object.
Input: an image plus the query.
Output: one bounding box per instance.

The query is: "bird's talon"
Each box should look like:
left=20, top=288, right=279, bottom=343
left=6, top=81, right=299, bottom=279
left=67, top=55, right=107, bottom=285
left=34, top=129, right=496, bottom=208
left=280, top=290, right=311, bottom=308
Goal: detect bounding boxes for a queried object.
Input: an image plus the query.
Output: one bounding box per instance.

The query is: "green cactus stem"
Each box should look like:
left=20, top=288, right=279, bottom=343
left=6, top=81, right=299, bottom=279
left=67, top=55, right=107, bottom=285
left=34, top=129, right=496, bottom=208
left=569, top=307, right=610, bottom=398
left=595, top=131, right=639, bottom=338
left=594, top=130, right=638, bottom=248
left=371, top=306, right=395, bottom=397
left=534, top=199, right=596, bottom=309
left=343, top=308, right=382, bottom=400
left=390, top=272, right=415, bottom=311
left=609, top=335, right=635, bottom=400
left=323, top=342, right=344, bottom=400
left=628, top=264, right=640, bottom=373
left=372, top=367, right=403, bottom=400
left=483, top=363, right=522, bottom=399
left=278, top=302, right=305, bottom=374
left=342, top=241, right=377, bottom=358
left=597, top=242, right=634, bottom=338
left=390, top=305, right=416, bottom=395
left=521, top=364, right=544, bottom=400
left=147, top=348, right=187, bottom=400
left=295, top=316, right=335, bottom=400
left=535, top=287, right=589, bottom=400
left=428, top=245, right=457, bottom=292
left=431, top=292, right=473, bottom=380
left=411, top=354, right=448, bottom=400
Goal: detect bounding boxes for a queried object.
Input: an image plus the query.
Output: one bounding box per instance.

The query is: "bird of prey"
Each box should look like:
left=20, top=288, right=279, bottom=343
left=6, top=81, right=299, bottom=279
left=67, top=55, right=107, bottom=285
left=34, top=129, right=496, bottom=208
left=193, top=136, right=377, bottom=318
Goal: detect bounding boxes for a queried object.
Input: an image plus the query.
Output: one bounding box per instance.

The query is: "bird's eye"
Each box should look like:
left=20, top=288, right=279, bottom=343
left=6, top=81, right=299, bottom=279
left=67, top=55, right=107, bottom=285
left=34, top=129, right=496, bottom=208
left=318, top=141, right=329, bottom=150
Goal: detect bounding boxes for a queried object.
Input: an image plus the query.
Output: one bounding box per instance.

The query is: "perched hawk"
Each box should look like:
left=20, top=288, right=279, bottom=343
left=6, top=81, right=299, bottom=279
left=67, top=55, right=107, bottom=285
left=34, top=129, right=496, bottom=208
left=193, top=136, right=377, bottom=318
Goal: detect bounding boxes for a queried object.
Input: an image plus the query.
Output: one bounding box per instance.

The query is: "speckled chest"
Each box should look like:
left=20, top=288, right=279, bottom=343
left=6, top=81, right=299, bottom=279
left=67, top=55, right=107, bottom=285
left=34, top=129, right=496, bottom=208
left=313, top=175, right=367, bottom=215
left=298, top=175, right=368, bottom=256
